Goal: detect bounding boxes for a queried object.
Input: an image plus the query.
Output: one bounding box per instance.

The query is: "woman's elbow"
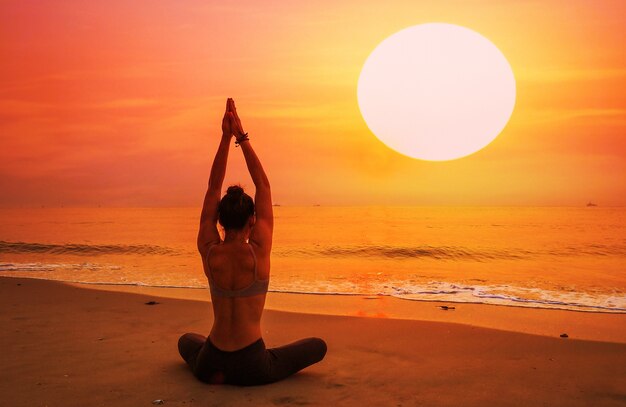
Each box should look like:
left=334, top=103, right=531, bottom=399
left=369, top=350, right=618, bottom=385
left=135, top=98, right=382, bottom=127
left=196, top=236, right=205, bottom=253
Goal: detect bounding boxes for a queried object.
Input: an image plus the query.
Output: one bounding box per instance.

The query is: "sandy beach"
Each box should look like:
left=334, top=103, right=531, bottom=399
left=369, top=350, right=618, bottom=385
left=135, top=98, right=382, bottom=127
left=2, top=276, right=625, bottom=407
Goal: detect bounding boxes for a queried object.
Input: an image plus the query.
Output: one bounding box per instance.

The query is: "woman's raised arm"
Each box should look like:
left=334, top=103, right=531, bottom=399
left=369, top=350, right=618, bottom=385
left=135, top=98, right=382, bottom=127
left=197, top=98, right=235, bottom=255
left=230, top=100, right=273, bottom=251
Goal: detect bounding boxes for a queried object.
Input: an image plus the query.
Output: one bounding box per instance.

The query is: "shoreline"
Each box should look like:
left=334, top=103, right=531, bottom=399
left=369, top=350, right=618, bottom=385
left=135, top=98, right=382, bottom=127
left=17, top=277, right=626, bottom=315
left=0, top=271, right=623, bottom=315
left=4, top=275, right=622, bottom=344
left=3, top=276, right=626, bottom=406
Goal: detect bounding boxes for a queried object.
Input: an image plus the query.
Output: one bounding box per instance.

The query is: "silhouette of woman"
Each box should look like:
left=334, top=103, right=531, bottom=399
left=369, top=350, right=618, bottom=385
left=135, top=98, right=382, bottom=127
left=177, top=98, right=327, bottom=385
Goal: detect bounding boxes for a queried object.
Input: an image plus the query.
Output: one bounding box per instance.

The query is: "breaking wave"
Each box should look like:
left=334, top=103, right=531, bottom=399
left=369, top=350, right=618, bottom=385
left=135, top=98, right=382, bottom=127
left=0, top=241, right=179, bottom=256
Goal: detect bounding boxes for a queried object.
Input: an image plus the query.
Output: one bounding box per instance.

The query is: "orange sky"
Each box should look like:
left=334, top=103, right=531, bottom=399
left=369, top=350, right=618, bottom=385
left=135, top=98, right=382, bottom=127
left=1, top=0, right=624, bottom=207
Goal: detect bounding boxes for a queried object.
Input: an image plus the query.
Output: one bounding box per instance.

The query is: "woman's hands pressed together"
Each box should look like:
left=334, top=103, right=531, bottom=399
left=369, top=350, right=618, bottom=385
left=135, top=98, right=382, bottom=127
left=221, top=98, right=234, bottom=138
left=221, top=98, right=247, bottom=143
left=229, top=100, right=247, bottom=141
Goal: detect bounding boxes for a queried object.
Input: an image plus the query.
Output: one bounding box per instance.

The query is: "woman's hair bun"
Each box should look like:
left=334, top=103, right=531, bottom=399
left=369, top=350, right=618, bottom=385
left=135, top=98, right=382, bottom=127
left=226, top=185, right=244, bottom=196
left=219, top=184, right=254, bottom=230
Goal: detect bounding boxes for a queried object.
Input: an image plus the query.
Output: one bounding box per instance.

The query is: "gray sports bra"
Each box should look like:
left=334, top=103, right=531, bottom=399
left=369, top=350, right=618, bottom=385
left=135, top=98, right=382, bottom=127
left=206, top=243, right=269, bottom=298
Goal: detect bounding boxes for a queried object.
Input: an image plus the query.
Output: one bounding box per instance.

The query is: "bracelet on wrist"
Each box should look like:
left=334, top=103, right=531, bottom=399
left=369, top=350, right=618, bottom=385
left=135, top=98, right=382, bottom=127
left=235, top=133, right=249, bottom=147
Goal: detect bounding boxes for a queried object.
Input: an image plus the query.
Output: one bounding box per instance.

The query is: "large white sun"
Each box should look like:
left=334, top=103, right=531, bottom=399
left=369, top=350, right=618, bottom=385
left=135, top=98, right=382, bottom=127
left=357, top=23, right=516, bottom=161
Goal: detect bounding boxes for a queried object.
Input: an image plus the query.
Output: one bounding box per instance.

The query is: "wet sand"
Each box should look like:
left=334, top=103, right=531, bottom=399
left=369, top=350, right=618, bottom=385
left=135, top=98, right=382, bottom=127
left=2, top=277, right=625, bottom=406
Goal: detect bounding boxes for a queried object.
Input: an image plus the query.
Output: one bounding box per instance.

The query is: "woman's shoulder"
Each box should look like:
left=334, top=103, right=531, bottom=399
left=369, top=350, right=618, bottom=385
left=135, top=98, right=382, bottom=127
left=198, top=240, right=219, bottom=258
left=249, top=238, right=271, bottom=255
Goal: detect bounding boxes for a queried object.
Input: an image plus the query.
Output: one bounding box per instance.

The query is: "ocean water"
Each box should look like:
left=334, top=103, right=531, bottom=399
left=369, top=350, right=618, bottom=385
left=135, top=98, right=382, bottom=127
left=0, top=206, right=624, bottom=313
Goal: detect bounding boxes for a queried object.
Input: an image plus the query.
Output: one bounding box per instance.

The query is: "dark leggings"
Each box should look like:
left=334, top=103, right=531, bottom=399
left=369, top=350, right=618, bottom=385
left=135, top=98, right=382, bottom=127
left=178, top=333, right=327, bottom=386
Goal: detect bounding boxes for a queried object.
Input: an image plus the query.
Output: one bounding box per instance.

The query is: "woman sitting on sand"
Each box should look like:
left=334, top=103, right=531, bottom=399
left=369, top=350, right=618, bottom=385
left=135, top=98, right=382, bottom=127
left=177, top=98, right=327, bottom=385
